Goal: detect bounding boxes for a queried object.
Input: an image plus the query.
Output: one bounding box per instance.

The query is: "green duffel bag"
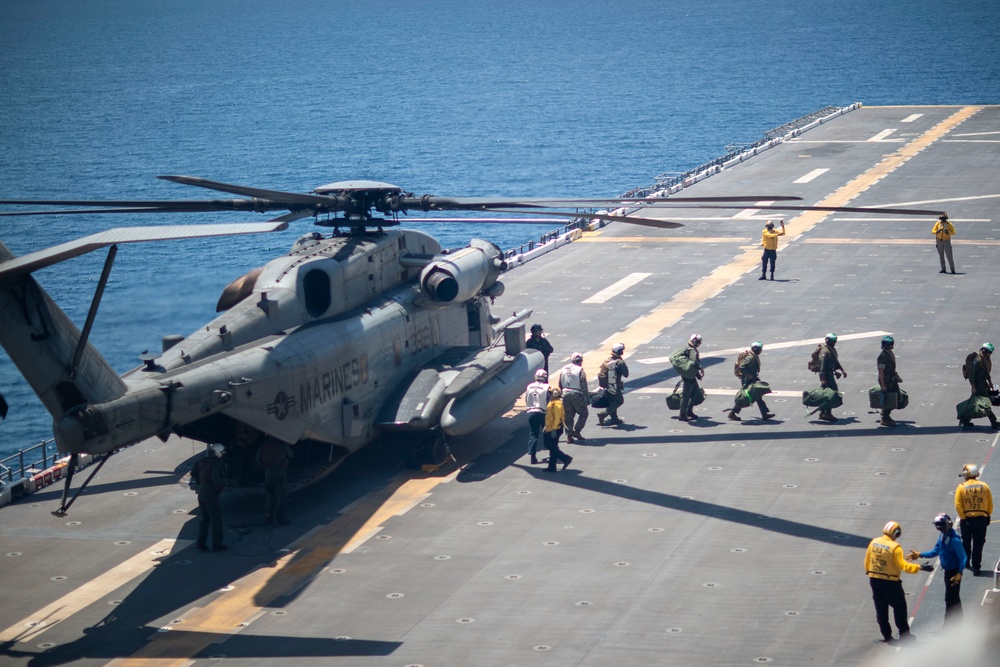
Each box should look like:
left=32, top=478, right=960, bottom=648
left=802, top=387, right=843, bottom=410
left=666, top=381, right=705, bottom=410
left=898, top=388, right=909, bottom=410
left=868, top=387, right=899, bottom=411
left=670, top=348, right=699, bottom=380
left=734, top=381, right=771, bottom=408
left=956, top=395, right=993, bottom=422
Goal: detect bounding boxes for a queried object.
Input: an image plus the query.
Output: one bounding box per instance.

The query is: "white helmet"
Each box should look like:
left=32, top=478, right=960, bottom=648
left=960, top=463, right=980, bottom=480
left=571, top=352, right=583, bottom=363
left=208, top=443, right=226, bottom=458
left=535, top=369, right=548, bottom=382
left=612, top=343, right=625, bottom=355
left=689, top=333, right=703, bottom=346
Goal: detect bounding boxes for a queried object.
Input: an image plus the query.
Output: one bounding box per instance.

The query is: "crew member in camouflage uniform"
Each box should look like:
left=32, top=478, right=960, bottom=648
left=728, top=341, right=775, bottom=421
left=877, top=336, right=901, bottom=427
left=597, top=343, right=629, bottom=426
left=818, top=333, right=846, bottom=422
left=678, top=334, right=704, bottom=422
left=962, top=343, right=999, bottom=430
left=559, top=352, right=590, bottom=443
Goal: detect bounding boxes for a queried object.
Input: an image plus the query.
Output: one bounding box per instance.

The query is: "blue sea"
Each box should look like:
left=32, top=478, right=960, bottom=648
left=1, top=0, right=999, bottom=457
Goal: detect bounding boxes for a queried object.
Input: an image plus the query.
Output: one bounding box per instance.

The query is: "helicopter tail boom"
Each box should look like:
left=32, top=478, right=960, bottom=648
left=0, top=240, right=126, bottom=443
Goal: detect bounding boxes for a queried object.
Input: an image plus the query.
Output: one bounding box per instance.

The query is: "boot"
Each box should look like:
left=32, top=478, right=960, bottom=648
left=686, top=411, right=698, bottom=420
left=758, top=274, right=767, bottom=281
left=562, top=455, right=573, bottom=471
left=727, top=411, right=741, bottom=421
left=530, top=454, right=539, bottom=465
left=761, top=412, right=776, bottom=420
left=769, top=272, right=774, bottom=280
left=880, top=415, right=897, bottom=427
left=597, top=412, right=607, bottom=426
left=573, top=431, right=587, bottom=442
left=819, top=411, right=838, bottom=422
left=565, top=433, right=576, bottom=444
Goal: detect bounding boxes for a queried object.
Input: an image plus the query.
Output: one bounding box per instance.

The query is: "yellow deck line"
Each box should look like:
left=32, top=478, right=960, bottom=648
left=0, top=539, right=187, bottom=644
left=575, top=105, right=983, bottom=381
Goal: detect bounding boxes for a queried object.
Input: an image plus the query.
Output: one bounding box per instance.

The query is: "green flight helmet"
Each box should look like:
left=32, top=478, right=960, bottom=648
left=982, top=342, right=995, bottom=354
left=750, top=341, right=763, bottom=353
left=881, top=335, right=894, bottom=349
left=824, top=333, right=838, bottom=344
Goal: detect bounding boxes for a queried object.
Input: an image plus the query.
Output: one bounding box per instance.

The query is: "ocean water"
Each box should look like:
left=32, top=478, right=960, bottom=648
left=1, top=0, right=998, bottom=456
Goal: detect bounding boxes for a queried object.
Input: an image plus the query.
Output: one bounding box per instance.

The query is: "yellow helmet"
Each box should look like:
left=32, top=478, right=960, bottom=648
left=882, top=521, right=902, bottom=540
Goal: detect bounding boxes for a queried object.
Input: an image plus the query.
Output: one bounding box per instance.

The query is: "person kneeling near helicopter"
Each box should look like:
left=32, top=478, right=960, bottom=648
left=196, top=443, right=228, bottom=552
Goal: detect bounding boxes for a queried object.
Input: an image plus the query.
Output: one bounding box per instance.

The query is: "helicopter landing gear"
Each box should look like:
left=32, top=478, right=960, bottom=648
left=402, top=431, right=454, bottom=471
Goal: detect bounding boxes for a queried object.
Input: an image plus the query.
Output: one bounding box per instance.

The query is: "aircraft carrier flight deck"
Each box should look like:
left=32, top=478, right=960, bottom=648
left=1, top=104, right=999, bottom=666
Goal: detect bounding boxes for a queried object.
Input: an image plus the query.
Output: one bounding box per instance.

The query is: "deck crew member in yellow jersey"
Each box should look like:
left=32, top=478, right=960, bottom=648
left=932, top=213, right=956, bottom=274
left=955, top=463, right=993, bottom=575
left=759, top=219, right=785, bottom=281
left=864, top=520, right=928, bottom=644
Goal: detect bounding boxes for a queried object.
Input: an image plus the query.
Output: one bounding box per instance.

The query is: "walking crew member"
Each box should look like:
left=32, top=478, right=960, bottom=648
left=818, top=333, right=846, bottom=422
left=526, top=324, right=554, bottom=373
left=542, top=388, right=572, bottom=473
left=524, top=369, right=551, bottom=465
left=597, top=343, right=629, bottom=426
left=932, top=213, right=956, bottom=274
left=865, top=520, right=928, bottom=644
left=678, top=334, right=704, bottom=422
left=559, top=352, right=590, bottom=443
left=728, top=340, right=775, bottom=421
left=955, top=463, right=993, bottom=575
left=876, top=335, right=901, bottom=427
left=759, top=219, right=786, bottom=281
left=907, top=513, right=966, bottom=625
left=962, top=343, right=999, bottom=430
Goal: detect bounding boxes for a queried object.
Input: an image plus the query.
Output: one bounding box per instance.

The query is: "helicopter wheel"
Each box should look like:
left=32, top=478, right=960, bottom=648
left=402, top=432, right=448, bottom=469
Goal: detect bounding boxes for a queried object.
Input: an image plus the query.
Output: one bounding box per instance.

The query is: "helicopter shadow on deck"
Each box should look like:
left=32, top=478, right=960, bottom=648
left=0, top=444, right=421, bottom=667
left=515, top=464, right=871, bottom=549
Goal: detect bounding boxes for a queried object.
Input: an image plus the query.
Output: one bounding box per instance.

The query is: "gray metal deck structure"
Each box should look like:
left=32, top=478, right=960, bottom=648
left=1, top=104, right=998, bottom=666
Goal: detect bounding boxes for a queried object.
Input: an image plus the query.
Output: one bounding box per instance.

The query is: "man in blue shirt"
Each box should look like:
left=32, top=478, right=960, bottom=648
left=908, top=513, right=967, bottom=625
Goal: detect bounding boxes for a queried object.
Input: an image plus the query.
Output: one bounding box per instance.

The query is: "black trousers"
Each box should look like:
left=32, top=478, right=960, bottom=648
left=960, top=516, right=989, bottom=570
left=943, top=568, right=963, bottom=624
left=197, top=492, right=224, bottom=549
left=543, top=429, right=571, bottom=470
left=869, top=577, right=909, bottom=640
left=761, top=248, right=777, bottom=275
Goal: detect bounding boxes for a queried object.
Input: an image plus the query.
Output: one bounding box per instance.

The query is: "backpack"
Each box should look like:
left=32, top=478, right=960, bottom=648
left=734, top=350, right=752, bottom=377
left=962, top=352, right=978, bottom=380
left=807, top=344, right=823, bottom=373
left=670, top=348, right=698, bottom=380
left=597, top=360, right=610, bottom=388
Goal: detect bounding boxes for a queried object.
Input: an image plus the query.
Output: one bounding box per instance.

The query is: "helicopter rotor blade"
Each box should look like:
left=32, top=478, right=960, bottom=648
left=483, top=208, right=684, bottom=229
left=158, top=175, right=341, bottom=207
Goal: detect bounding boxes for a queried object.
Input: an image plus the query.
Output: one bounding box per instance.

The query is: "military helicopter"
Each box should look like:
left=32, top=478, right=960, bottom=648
left=0, top=176, right=943, bottom=513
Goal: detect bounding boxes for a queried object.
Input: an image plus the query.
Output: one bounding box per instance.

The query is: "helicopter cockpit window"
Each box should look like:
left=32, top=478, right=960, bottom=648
left=303, top=268, right=331, bottom=318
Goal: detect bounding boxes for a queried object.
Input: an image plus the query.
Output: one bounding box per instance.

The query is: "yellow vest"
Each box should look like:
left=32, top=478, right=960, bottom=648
left=865, top=536, right=906, bottom=580
left=955, top=479, right=994, bottom=518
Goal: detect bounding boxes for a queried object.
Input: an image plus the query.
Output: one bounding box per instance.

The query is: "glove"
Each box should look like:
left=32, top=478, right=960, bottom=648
left=949, top=572, right=962, bottom=584
left=907, top=550, right=920, bottom=561
left=919, top=563, right=934, bottom=573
